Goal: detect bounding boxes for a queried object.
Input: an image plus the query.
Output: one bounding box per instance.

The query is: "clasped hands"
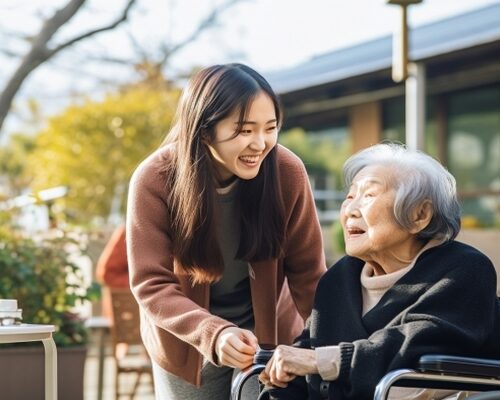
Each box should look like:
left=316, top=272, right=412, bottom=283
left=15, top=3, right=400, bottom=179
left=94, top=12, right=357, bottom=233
left=215, top=328, right=317, bottom=389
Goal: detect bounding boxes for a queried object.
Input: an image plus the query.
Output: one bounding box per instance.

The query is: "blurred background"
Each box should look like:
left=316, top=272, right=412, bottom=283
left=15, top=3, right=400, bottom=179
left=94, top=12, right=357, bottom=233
left=0, top=0, right=499, bottom=399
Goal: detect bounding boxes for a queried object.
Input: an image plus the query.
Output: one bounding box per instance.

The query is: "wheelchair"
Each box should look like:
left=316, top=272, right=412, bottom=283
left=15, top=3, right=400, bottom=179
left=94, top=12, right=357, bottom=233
left=231, top=349, right=500, bottom=400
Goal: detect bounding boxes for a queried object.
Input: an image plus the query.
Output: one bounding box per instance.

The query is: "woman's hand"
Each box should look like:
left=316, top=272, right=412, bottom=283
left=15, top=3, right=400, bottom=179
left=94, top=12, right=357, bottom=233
left=215, top=326, right=258, bottom=369
left=259, top=345, right=318, bottom=388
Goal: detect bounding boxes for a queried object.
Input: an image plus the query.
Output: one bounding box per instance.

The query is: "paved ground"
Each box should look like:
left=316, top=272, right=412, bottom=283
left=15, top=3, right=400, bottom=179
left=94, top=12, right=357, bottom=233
left=84, top=339, right=155, bottom=400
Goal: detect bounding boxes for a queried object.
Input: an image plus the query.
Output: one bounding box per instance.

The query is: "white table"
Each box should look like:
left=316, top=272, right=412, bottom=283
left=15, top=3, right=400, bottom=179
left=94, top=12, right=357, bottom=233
left=0, top=324, right=57, bottom=400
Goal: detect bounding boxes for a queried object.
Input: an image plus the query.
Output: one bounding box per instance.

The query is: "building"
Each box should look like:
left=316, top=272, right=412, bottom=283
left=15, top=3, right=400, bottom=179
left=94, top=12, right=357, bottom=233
left=266, top=4, right=500, bottom=279
left=266, top=3, right=500, bottom=230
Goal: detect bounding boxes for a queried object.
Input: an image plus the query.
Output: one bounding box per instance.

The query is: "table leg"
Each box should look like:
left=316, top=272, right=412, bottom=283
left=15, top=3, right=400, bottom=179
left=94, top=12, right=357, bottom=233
left=42, top=337, right=58, bottom=400
left=97, top=328, right=106, bottom=400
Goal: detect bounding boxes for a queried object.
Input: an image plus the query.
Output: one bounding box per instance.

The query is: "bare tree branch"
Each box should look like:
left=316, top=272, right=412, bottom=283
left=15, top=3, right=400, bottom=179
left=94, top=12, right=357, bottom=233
left=125, top=30, right=149, bottom=61
left=0, top=47, right=22, bottom=58
left=80, top=54, right=135, bottom=66
left=0, top=0, right=137, bottom=137
left=158, top=0, right=245, bottom=68
left=0, top=0, right=247, bottom=137
left=45, top=59, right=127, bottom=84
left=47, top=0, right=136, bottom=58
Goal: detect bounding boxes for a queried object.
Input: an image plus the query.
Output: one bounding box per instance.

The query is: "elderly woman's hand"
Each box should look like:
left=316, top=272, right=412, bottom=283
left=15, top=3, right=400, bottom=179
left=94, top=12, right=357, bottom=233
left=259, top=345, right=318, bottom=388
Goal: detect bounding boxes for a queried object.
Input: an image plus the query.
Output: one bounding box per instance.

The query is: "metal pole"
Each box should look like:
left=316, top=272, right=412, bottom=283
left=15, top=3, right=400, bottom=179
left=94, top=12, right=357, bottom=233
left=386, top=0, right=425, bottom=149
left=405, top=62, right=426, bottom=150
left=392, top=4, right=409, bottom=82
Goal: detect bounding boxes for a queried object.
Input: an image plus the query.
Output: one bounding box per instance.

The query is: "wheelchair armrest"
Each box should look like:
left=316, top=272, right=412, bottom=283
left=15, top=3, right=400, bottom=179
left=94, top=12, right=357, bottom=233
left=374, top=355, right=500, bottom=400
left=418, top=354, right=500, bottom=378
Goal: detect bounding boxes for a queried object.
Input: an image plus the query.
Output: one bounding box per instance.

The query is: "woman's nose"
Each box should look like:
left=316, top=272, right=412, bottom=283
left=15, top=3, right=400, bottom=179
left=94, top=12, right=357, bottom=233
left=343, top=199, right=361, bottom=217
left=250, top=132, right=266, bottom=151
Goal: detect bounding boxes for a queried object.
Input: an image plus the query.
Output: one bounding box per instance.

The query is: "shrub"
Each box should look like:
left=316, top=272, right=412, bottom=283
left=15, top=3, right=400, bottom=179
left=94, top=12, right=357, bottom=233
left=0, top=227, right=100, bottom=346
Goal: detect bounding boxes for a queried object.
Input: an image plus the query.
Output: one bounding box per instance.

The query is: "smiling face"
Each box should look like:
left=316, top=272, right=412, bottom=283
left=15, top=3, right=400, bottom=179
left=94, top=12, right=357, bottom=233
left=206, top=91, right=278, bottom=185
left=340, top=164, right=425, bottom=274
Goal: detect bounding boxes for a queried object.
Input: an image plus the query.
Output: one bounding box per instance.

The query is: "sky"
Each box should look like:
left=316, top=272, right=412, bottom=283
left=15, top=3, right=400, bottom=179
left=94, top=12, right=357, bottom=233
left=169, top=0, right=500, bottom=72
left=1, top=0, right=499, bottom=137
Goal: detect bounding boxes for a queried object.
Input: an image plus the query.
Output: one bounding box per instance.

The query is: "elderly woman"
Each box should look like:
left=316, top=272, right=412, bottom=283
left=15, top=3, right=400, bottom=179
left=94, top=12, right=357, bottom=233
left=259, top=143, right=500, bottom=400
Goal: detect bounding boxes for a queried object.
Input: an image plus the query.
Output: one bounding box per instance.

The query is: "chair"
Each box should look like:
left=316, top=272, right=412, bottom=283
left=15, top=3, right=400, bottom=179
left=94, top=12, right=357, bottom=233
left=110, top=288, right=153, bottom=400
left=231, top=350, right=500, bottom=400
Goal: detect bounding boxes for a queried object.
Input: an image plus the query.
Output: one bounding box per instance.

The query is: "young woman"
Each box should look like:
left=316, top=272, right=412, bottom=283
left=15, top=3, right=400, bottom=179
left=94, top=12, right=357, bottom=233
left=126, top=63, right=326, bottom=399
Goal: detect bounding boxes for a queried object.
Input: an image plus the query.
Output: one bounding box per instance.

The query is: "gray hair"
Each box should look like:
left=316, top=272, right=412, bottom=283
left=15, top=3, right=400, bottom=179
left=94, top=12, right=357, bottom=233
left=343, top=143, right=461, bottom=242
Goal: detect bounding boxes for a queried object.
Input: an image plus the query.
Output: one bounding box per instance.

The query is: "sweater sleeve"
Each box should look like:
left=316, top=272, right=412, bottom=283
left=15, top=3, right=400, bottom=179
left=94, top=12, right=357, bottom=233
left=336, top=255, right=497, bottom=399
left=126, top=152, right=235, bottom=364
left=278, top=146, right=327, bottom=321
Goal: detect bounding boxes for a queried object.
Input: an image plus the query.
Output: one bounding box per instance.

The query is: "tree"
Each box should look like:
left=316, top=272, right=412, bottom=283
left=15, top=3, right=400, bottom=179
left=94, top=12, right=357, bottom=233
left=279, top=128, right=351, bottom=182
left=0, top=0, right=245, bottom=138
left=26, top=81, right=180, bottom=225
left=0, top=133, right=36, bottom=198
left=0, top=0, right=137, bottom=137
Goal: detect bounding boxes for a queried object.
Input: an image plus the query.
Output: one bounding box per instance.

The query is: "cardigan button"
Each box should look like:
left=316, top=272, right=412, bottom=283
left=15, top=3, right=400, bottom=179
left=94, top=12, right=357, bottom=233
left=319, top=380, right=330, bottom=399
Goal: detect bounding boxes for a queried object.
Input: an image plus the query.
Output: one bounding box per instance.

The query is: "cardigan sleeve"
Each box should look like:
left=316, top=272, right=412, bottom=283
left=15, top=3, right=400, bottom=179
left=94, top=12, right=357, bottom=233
left=336, top=254, right=497, bottom=399
left=278, top=146, right=327, bottom=321
left=126, top=151, right=235, bottom=364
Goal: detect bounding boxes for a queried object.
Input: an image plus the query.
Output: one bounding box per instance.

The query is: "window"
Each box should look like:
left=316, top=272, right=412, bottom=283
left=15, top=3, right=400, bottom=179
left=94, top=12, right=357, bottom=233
left=279, top=124, right=350, bottom=224
left=381, top=97, right=438, bottom=158
left=447, top=87, right=500, bottom=227
left=382, top=88, right=500, bottom=227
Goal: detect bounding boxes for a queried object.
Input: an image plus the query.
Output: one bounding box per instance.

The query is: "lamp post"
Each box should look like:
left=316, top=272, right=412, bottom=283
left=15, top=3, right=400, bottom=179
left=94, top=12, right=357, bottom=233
left=386, top=0, right=425, bottom=151
left=386, top=0, right=423, bottom=82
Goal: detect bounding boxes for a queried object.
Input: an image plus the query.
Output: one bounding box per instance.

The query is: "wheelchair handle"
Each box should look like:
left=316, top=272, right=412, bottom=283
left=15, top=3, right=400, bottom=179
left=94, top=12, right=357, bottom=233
left=230, top=348, right=274, bottom=400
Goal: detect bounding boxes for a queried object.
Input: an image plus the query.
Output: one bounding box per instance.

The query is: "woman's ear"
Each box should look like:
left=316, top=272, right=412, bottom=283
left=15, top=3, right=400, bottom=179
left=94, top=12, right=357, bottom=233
left=200, top=131, right=210, bottom=145
left=409, top=200, right=433, bottom=234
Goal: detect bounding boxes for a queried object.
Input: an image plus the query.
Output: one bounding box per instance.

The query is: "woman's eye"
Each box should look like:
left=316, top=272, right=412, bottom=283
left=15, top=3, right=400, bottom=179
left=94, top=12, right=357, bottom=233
left=267, top=126, right=277, bottom=132
left=341, top=198, right=352, bottom=208
left=239, top=129, right=252, bottom=135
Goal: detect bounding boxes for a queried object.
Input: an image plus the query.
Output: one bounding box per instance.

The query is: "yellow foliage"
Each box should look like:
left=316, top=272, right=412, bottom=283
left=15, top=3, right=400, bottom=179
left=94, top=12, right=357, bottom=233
left=461, top=215, right=483, bottom=229
left=27, top=86, right=181, bottom=225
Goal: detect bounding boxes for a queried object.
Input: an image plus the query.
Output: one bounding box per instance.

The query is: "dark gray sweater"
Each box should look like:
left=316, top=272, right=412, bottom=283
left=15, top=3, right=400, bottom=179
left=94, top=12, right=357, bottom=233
left=267, top=241, right=500, bottom=400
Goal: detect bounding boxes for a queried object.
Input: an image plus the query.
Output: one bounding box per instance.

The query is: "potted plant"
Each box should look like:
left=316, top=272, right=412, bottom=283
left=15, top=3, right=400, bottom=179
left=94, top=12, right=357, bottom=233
left=0, top=220, right=100, bottom=400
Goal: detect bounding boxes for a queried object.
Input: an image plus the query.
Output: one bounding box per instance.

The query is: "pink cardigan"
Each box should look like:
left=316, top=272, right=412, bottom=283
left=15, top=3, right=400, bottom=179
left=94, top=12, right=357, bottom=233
left=126, top=144, right=326, bottom=386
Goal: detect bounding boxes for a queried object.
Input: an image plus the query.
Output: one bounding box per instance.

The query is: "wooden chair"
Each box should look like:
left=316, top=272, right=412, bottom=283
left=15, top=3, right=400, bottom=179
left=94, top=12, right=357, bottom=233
left=109, top=288, right=153, bottom=400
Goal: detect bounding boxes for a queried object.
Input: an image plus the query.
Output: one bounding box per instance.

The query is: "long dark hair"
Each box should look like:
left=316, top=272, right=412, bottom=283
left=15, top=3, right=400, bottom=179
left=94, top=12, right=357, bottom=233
left=163, top=63, right=285, bottom=283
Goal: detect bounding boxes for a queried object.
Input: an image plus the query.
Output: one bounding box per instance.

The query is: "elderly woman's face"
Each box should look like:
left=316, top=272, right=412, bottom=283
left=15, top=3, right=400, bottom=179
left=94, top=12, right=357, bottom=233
left=340, top=165, right=418, bottom=270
